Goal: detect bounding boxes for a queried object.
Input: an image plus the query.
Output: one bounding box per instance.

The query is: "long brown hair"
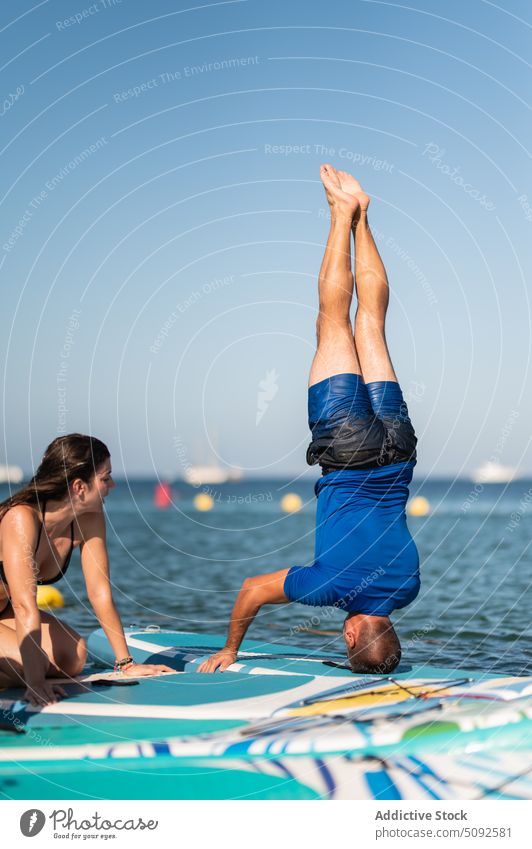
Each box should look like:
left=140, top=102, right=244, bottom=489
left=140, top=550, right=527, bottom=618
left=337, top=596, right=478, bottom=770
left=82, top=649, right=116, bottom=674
left=0, top=434, right=110, bottom=521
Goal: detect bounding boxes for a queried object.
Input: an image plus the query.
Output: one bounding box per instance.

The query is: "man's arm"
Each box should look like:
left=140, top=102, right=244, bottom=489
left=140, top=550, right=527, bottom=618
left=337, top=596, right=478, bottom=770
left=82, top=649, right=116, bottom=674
left=197, top=569, right=290, bottom=672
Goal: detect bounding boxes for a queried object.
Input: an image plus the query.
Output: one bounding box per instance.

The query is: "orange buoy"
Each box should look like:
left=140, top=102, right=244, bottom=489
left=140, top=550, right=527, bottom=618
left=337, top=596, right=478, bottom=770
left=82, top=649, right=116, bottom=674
left=154, top=482, right=172, bottom=509
left=407, top=496, right=430, bottom=517
left=281, top=493, right=303, bottom=513
left=194, top=493, right=214, bottom=512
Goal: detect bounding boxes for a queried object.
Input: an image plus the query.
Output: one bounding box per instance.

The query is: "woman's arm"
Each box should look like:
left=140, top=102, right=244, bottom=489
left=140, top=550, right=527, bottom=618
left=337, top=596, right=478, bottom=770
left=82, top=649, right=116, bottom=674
left=197, top=569, right=290, bottom=672
left=2, top=507, right=66, bottom=705
left=79, top=512, right=173, bottom=677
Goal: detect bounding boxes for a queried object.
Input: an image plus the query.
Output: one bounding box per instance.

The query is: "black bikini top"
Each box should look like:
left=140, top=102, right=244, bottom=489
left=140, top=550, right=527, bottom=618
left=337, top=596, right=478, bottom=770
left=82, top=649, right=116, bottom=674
left=0, top=502, right=75, bottom=587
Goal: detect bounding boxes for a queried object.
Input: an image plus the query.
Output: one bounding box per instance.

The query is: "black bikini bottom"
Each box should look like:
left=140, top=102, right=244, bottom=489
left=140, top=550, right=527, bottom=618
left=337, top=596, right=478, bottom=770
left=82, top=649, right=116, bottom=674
left=0, top=597, right=12, bottom=616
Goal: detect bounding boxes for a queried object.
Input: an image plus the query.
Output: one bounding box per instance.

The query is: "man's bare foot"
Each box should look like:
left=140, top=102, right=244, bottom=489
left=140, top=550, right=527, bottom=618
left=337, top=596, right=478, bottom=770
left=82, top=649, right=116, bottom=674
left=320, top=163, right=361, bottom=221
left=336, top=170, right=370, bottom=212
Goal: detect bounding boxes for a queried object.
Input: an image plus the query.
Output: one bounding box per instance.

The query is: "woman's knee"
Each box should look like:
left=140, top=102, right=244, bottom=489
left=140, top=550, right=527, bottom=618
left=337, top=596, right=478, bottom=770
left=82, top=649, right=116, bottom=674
left=40, top=614, right=86, bottom=677
left=55, top=637, right=86, bottom=677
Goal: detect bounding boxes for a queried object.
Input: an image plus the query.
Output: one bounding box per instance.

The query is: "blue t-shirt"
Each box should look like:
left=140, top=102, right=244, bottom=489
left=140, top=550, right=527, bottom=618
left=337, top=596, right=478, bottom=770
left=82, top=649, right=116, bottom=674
left=284, top=461, right=420, bottom=615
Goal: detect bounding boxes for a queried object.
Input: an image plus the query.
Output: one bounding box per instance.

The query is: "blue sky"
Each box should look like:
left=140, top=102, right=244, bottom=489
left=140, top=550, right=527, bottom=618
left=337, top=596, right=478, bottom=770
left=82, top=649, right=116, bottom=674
left=1, top=0, right=531, bottom=477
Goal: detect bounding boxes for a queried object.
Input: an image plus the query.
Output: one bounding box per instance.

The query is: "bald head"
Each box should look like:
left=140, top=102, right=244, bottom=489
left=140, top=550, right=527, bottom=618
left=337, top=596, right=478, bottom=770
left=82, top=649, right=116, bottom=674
left=343, top=614, right=401, bottom=674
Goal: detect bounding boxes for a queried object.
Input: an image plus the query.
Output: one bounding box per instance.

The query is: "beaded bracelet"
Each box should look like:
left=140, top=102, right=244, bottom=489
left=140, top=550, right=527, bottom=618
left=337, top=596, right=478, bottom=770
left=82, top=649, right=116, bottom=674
left=114, top=655, right=134, bottom=673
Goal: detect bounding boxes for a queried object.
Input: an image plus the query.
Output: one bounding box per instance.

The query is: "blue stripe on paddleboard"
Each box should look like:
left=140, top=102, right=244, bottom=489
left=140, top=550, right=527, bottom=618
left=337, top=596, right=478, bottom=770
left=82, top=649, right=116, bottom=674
left=365, top=767, right=402, bottom=800
left=487, top=791, right=522, bottom=800
left=315, top=758, right=337, bottom=798
left=270, top=759, right=300, bottom=787
left=221, top=741, right=253, bottom=756
left=401, top=755, right=444, bottom=800
left=408, top=754, right=445, bottom=780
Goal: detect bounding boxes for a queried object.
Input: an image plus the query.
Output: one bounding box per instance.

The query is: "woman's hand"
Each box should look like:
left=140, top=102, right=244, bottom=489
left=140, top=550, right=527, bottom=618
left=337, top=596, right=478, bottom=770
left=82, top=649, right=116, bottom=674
left=120, top=662, right=174, bottom=678
left=23, top=679, right=67, bottom=707
left=197, top=649, right=237, bottom=673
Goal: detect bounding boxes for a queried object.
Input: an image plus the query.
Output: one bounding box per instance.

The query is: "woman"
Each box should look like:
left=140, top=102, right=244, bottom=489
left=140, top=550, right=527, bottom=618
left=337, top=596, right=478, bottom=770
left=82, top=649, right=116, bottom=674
left=0, top=433, right=173, bottom=706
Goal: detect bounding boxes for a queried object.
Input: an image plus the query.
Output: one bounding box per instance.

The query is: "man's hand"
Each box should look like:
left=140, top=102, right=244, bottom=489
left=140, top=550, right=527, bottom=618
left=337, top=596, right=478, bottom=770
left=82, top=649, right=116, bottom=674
left=197, top=648, right=237, bottom=673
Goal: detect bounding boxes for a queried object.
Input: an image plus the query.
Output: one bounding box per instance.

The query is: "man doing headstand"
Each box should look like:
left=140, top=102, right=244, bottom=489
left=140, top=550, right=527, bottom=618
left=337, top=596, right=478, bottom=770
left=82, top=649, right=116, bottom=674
left=199, top=164, right=420, bottom=675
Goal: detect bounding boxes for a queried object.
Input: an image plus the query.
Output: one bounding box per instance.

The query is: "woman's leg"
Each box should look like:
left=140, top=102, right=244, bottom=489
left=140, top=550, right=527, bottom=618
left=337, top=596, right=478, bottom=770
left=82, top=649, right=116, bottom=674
left=0, top=608, right=86, bottom=687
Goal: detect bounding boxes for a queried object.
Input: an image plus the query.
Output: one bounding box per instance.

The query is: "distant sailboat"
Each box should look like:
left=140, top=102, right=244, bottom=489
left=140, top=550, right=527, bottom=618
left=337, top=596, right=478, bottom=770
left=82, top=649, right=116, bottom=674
left=0, top=464, right=23, bottom=484
left=471, top=461, right=518, bottom=484
left=183, top=466, right=242, bottom=486
left=181, top=431, right=242, bottom=486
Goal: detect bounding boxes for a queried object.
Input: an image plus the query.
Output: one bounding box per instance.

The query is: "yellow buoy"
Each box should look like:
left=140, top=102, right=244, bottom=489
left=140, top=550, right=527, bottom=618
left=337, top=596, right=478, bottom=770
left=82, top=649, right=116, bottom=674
left=194, top=492, right=214, bottom=512
left=36, top=585, right=64, bottom=609
left=281, top=493, right=303, bottom=513
left=407, top=496, right=430, bottom=517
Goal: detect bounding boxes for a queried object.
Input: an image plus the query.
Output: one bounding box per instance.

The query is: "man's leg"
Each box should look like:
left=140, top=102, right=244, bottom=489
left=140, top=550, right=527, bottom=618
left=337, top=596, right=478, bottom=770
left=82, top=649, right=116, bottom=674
left=352, top=192, right=397, bottom=383
left=334, top=171, right=415, bottom=452
left=308, top=164, right=362, bottom=387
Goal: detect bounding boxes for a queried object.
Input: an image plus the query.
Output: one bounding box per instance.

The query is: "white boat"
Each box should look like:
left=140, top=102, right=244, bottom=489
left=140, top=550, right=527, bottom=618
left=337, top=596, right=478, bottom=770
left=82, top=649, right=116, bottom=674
left=0, top=464, right=23, bottom=484
left=471, top=461, right=518, bottom=484
left=183, top=465, right=243, bottom=486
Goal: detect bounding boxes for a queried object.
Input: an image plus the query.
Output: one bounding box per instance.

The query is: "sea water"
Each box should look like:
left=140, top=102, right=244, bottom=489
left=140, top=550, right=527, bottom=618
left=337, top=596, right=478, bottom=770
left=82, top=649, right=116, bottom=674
left=1, top=478, right=530, bottom=675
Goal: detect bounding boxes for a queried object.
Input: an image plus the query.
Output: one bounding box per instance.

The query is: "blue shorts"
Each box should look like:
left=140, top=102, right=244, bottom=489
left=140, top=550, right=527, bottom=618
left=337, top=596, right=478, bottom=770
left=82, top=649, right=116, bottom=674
left=306, top=373, right=417, bottom=472
left=284, top=373, right=420, bottom=615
